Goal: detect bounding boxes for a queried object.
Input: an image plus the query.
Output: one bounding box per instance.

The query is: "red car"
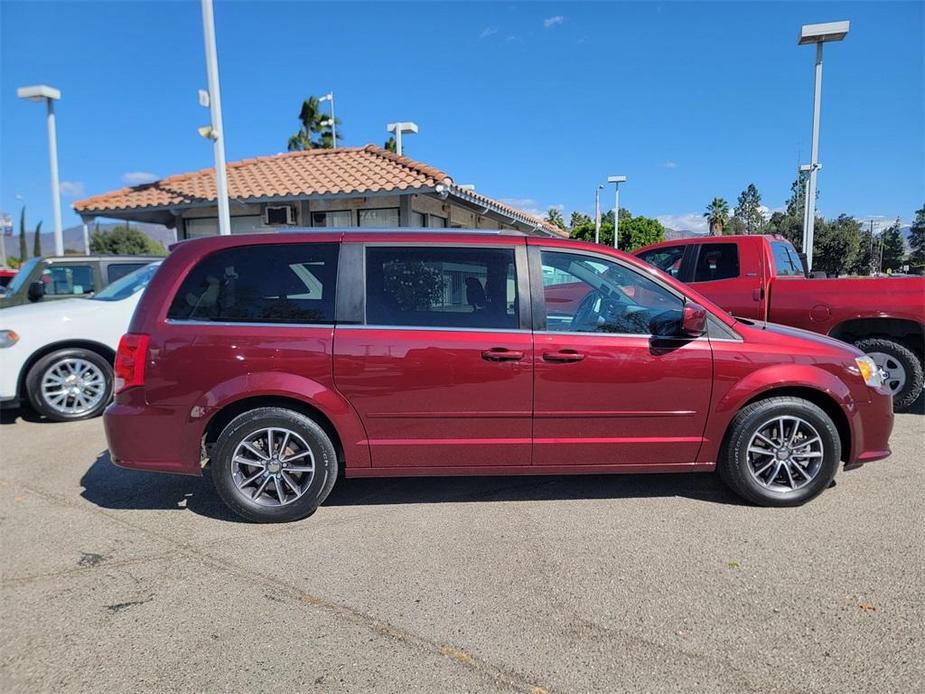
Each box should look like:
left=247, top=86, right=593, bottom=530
left=634, top=235, right=925, bottom=410
left=104, top=231, right=893, bottom=522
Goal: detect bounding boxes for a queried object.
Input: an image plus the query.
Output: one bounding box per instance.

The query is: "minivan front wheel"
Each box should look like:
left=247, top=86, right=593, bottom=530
left=211, top=407, right=338, bottom=522
left=719, top=397, right=841, bottom=507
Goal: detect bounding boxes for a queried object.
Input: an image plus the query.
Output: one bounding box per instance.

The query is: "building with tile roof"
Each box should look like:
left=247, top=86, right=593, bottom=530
left=73, top=145, right=565, bottom=238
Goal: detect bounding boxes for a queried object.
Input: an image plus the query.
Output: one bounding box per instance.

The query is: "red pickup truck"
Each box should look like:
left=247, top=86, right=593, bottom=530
left=635, top=235, right=925, bottom=411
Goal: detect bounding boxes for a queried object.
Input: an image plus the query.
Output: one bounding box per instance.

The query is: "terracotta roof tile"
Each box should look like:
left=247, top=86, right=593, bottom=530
left=73, top=144, right=563, bottom=235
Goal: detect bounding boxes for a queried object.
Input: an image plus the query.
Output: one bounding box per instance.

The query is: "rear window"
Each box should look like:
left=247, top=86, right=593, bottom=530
left=693, top=243, right=740, bottom=282
left=167, top=243, right=338, bottom=324
left=365, top=246, right=518, bottom=329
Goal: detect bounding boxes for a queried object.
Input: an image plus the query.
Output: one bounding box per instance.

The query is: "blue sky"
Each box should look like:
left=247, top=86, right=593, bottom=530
left=2, top=1, right=922, bottom=233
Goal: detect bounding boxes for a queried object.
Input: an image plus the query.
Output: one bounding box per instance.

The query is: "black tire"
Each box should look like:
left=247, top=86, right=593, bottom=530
left=25, top=348, right=113, bottom=422
left=718, top=396, right=841, bottom=507
left=854, top=338, right=923, bottom=413
left=211, top=407, right=338, bottom=523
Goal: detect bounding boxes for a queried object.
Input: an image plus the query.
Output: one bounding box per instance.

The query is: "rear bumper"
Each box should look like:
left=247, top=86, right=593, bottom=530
left=845, top=389, right=894, bottom=470
left=103, top=390, right=202, bottom=476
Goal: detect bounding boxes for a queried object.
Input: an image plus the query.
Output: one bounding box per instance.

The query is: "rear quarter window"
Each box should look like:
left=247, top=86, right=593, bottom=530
left=167, top=243, right=338, bottom=324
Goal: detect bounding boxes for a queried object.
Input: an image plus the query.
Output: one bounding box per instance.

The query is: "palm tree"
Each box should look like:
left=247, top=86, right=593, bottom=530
left=545, top=208, right=566, bottom=231
left=287, top=96, right=341, bottom=151
left=704, top=197, right=730, bottom=236
left=383, top=135, right=397, bottom=153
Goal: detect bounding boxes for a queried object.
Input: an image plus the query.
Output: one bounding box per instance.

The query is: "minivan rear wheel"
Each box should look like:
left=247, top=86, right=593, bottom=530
left=718, top=396, right=841, bottom=507
left=211, top=407, right=338, bottom=523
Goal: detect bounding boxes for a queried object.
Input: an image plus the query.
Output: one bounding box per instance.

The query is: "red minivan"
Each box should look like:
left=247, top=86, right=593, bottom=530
left=104, top=231, right=893, bottom=522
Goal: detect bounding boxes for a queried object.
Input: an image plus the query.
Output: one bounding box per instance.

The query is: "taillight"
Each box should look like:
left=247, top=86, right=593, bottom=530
left=114, top=333, right=150, bottom=394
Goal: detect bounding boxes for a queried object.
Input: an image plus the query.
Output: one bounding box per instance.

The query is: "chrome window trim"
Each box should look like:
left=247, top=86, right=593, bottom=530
left=340, top=324, right=529, bottom=334
left=165, top=319, right=335, bottom=329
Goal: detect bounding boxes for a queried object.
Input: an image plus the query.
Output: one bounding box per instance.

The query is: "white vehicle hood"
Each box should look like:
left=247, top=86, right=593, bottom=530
left=0, top=297, right=123, bottom=330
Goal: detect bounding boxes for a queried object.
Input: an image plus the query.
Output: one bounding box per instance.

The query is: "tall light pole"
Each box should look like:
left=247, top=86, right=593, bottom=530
left=798, top=20, right=849, bottom=272
left=386, top=121, right=418, bottom=156
left=594, top=184, right=604, bottom=244
left=608, top=176, right=627, bottom=250
left=200, top=0, right=231, bottom=236
left=319, top=92, right=336, bottom=148
left=17, top=85, right=64, bottom=256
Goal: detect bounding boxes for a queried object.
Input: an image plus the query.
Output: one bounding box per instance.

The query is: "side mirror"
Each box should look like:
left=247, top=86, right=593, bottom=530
left=27, top=281, right=45, bottom=302
left=681, top=302, right=707, bottom=337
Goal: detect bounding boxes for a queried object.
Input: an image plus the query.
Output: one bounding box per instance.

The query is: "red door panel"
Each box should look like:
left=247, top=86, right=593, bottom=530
left=334, top=328, right=533, bottom=468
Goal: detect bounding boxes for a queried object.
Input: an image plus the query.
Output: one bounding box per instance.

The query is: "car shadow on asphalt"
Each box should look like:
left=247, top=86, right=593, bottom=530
left=0, top=407, right=53, bottom=425
left=80, top=450, right=747, bottom=522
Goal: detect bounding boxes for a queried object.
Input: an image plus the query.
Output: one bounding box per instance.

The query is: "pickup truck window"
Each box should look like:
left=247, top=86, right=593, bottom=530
left=693, top=243, right=739, bottom=282
left=635, top=245, right=684, bottom=278
left=771, top=242, right=804, bottom=276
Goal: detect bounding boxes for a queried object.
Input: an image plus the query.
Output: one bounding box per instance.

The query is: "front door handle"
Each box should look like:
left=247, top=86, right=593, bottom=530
left=481, top=348, right=525, bottom=362
left=542, top=349, right=586, bottom=363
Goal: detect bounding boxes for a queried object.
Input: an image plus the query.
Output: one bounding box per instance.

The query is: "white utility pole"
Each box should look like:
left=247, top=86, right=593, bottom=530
left=594, top=185, right=603, bottom=244
left=608, top=176, right=627, bottom=250
left=799, top=20, right=849, bottom=272
left=386, top=121, right=418, bottom=156
left=17, top=85, right=64, bottom=255
left=319, top=93, right=336, bottom=148
left=201, top=0, right=231, bottom=235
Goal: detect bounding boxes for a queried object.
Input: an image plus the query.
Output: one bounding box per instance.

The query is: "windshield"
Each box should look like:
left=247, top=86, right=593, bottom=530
left=90, top=262, right=161, bottom=302
left=6, top=257, right=42, bottom=294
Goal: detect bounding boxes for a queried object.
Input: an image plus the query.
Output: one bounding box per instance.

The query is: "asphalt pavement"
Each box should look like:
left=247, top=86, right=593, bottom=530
left=1, top=408, right=922, bottom=693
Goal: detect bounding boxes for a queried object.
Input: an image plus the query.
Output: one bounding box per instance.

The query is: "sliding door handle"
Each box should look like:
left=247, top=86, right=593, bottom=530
left=543, top=350, right=585, bottom=363
left=481, top=348, right=525, bottom=362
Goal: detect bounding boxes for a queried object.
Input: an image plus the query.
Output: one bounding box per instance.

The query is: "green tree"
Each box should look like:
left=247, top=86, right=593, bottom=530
left=765, top=211, right=804, bottom=251
left=569, top=211, right=592, bottom=229
left=545, top=208, right=566, bottom=231
left=732, top=184, right=765, bottom=235
left=851, top=224, right=876, bottom=276
left=814, top=214, right=861, bottom=277
left=879, top=220, right=906, bottom=272
left=89, top=225, right=166, bottom=256
left=287, top=96, right=341, bottom=151
left=384, top=136, right=397, bottom=153
left=618, top=215, right=665, bottom=251
left=32, top=221, right=42, bottom=257
left=908, top=204, right=925, bottom=274
left=18, top=207, right=27, bottom=260
left=703, top=197, right=730, bottom=236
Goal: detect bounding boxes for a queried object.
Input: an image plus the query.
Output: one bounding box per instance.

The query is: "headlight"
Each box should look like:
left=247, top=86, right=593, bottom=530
left=854, top=355, right=883, bottom=388
left=0, top=329, right=19, bottom=348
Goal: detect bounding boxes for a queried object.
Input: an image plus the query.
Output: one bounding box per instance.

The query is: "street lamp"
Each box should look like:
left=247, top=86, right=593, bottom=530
left=319, top=92, right=336, bottom=149
left=798, top=20, right=849, bottom=272
left=386, top=121, right=418, bottom=156
left=608, top=175, right=627, bottom=250
left=17, top=84, right=64, bottom=256
left=594, top=184, right=604, bottom=244
left=199, top=0, right=231, bottom=236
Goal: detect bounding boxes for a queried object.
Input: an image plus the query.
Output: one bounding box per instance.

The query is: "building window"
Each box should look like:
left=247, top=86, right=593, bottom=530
left=312, top=210, right=353, bottom=228
left=427, top=215, right=447, bottom=228
left=184, top=216, right=263, bottom=239
left=358, top=208, right=399, bottom=227
left=410, top=211, right=426, bottom=228
left=167, top=243, right=339, bottom=324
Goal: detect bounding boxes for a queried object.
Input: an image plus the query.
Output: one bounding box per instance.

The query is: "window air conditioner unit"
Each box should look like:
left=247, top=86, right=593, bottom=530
left=264, top=205, right=297, bottom=226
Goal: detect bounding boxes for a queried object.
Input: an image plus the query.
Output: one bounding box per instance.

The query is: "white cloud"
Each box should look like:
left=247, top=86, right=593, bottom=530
left=123, top=171, right=158, bottom=185
left=656, top=213, right=709, bottom=233
left=502, top=197, right=564, bottom=218
left=59, top=181, right=85, bottom=197
left=544, top=16, right=565, bottom=28
left=479, top=26, right=498, bottom=39
left=658, top=161, right=678, bottom=169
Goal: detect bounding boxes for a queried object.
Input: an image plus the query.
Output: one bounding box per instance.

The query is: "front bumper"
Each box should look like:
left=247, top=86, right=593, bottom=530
left=844, top=388, right=893, bottom=470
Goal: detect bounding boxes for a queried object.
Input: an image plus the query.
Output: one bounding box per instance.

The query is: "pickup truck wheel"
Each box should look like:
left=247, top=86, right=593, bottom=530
left=211, top=407, right=338, bottom=523
left=25, top=348, right=113, bottom=422
left=854, top=338, right=923, bottom=412
left=719, top=397, right=840, bottom=507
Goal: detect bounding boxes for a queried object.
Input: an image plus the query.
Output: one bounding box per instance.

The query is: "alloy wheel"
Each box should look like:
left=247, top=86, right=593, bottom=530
left=867, top=351, right=906, bottom=397
left=746, top=415, right=824, bottom=492
left=40, top=358, right=107, bottom=416
left=230, top=427, right=316, bottom=507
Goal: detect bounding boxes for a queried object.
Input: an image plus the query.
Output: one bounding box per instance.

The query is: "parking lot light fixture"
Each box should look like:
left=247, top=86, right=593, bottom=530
left=17, top=84, right=64, bottom=256
left=798, top=20, right=849, bottom=272
left=386, top=121, right=418, bottom=156
left=319, top=93, right=336, bottom=148
left=608, top=176, right=627, bottom=250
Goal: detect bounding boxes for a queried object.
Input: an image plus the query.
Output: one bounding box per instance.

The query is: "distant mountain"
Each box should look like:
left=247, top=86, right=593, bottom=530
left=664, top=227, right=707, bottom=241
left=2, top=222, right=174, bottom=261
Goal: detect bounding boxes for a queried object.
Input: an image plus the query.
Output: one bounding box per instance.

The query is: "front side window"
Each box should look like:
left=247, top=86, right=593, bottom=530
left=167, top=243, right=338, bottom=324
left=637, top=245, right=685, bottom=278
left=693, top=243, right=740, bottom=282
left=366, top=246, right=518, bottom=329
left=540, top=251, right=683, bottom=336
left=772, top=242, right=804, bottom=276
left=42, top=265, right=95, bottom=296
